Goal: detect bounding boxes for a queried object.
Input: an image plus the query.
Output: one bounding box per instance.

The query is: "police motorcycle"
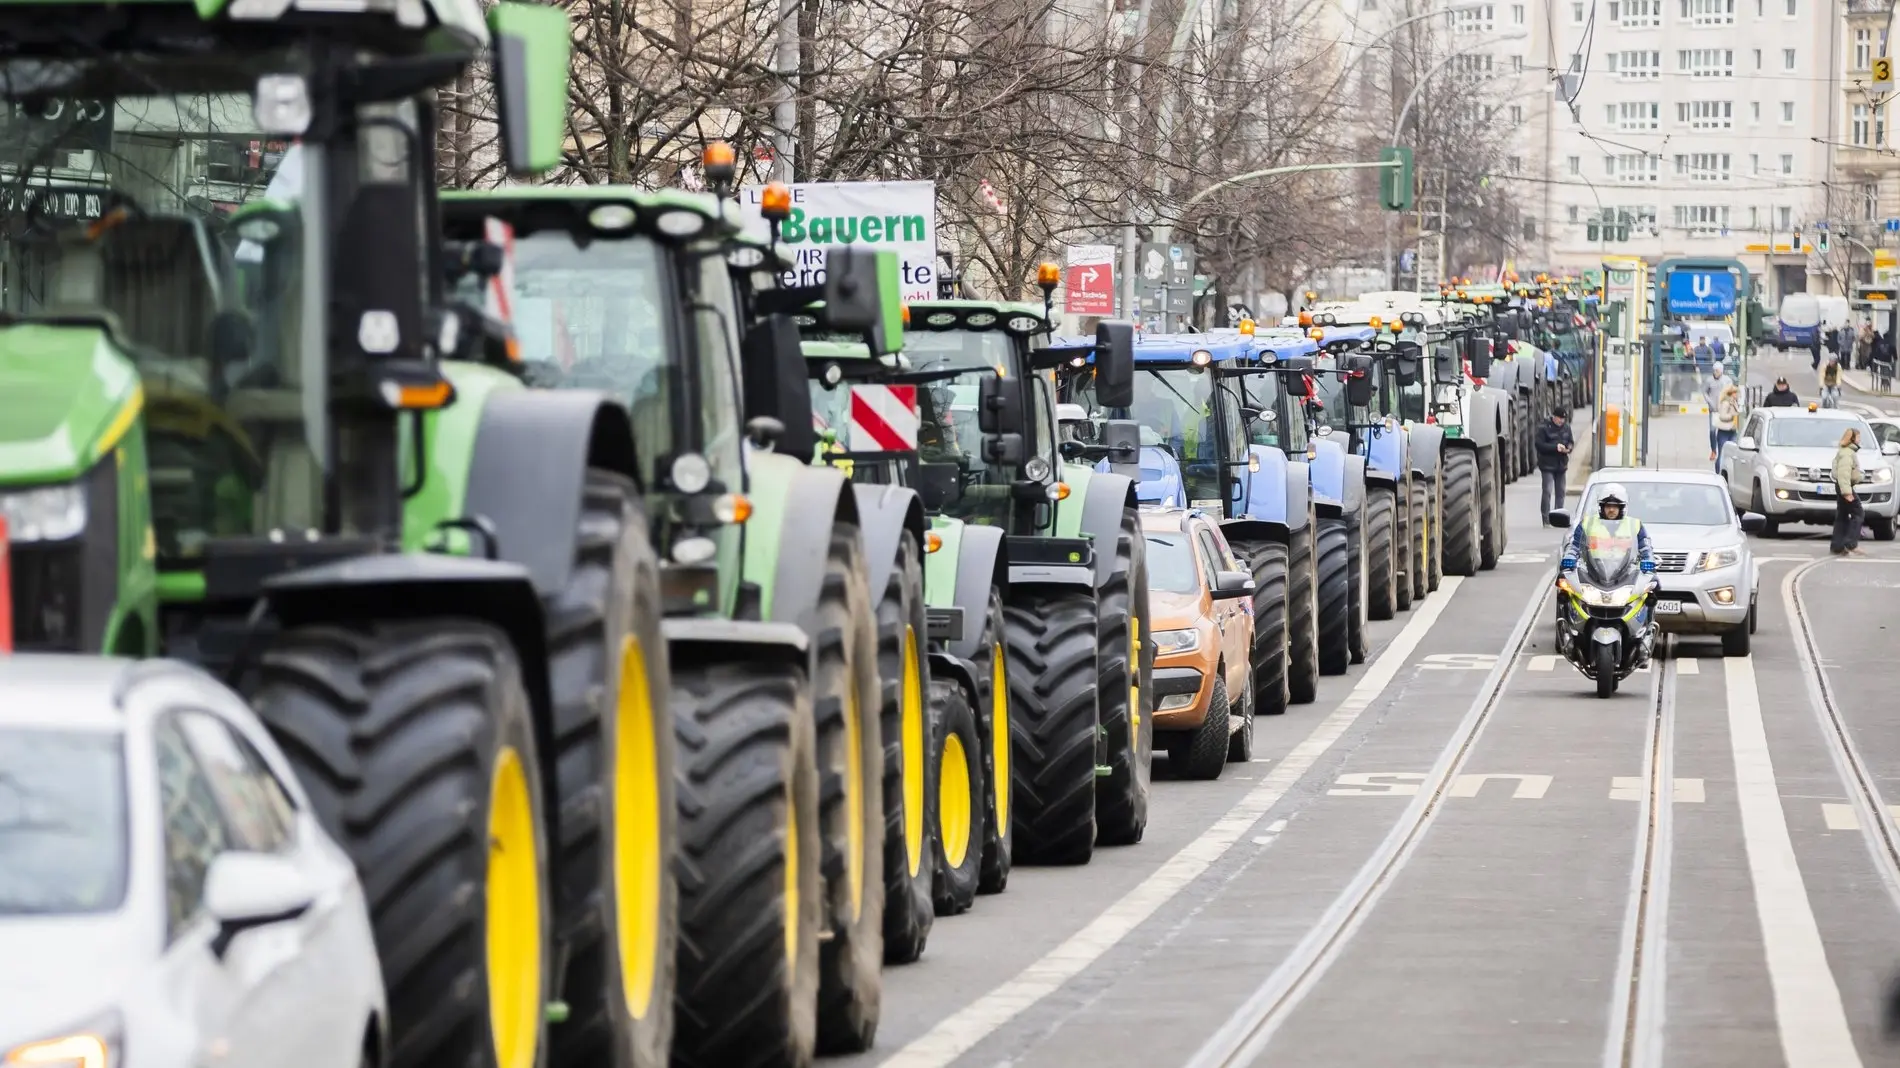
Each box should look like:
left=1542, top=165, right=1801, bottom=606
left=1548, top=498, right=1659, bottom=698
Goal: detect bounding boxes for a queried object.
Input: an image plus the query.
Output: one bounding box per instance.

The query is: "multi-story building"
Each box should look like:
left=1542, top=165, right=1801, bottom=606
left=1539, top=0, right=1835, bottom=303
left=1821, top=0, right=1896, bottom=294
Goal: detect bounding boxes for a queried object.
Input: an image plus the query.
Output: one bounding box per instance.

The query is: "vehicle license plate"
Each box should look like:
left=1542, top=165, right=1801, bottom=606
left=1815, top=483, right=1834, bottom=496
left=1654, top=600, right=1682, bottom=614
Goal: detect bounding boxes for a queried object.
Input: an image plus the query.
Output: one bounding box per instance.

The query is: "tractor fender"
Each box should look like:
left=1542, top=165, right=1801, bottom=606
left=1308, top=437, right=1348, bottom=513
left=744, top=451, right=861, bottom=633
left=1342, top=453, right=1368, bottom=519
left=944, top=523, right=1006, bottom=662
left=1362, top=423, right=1408, bottom=485
left=463, top=388, right=642, bottom=598
left=262, top=553, right=560, bottom=848
left=1464, top=390, right=1502, bottom=449
left=1064, top=465, right=1138, bottom=587
left=1406, top=423, right=1445, bottom=481
left=927, top=650, right=981, bottom=706
left=1240, top=444, right=1290, bottom=525
left=1221, top=516, right=1290, bottom=548
left=850, top=482, right=927, bottom=610
left=1285, top=460, right=1313, bottom=535
left=1132, top=445, right=1187, bottom=508
left=662, top=617, right=809, bottom=672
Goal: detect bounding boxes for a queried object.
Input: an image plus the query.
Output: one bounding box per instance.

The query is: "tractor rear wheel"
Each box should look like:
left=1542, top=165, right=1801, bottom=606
left=670, top=659, right=822, bottom=1068
left=1287, top=525, right=1322, bottom=704
left=1096, top=508, right=1154, bottom=846
left=1237, top=538, right=1291, bottom=715
left=873, top=535, right=934, bottom=965
left=1409, top=479, right=1430, bottom=603
left=1317, top=516, right=1352, bottom=675
left=1477, top=445, right=1500, bottom=571
left=1444, top=448, right=1482, bottom=576
left=930, top=679, right=985, bottom=915
left=1346, top=513, right=1368, bottom=665
left=250, top=622, right=552, bottom=1068
left=1003, top=587, right=1099, bottom=865
left=813, top=525, right=885, bottom=1054
left=547, top=471, right=677, bottom=1068
left=1366, top=486, right=1398, bottom=621
left=1428, top=474, right=1446, bottom=591
left=973, top=590, right=1013, bottom=894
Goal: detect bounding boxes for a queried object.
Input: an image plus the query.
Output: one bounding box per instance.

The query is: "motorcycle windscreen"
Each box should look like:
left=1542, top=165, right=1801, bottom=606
left=1579, top=536, right=1641, bottom=590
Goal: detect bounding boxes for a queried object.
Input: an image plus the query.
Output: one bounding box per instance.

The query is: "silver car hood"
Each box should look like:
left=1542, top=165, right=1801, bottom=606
left=1762, top=445, right=1886, bottom=470
left=1644, top=523, right=1744, bottom=550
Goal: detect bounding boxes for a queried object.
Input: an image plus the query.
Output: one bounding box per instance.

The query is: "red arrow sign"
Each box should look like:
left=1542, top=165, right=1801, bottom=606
left=1065, top=259, right=1114, bottom=315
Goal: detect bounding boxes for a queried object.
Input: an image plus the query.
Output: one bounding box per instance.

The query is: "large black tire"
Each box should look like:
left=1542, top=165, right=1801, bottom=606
left=547, top=472, right=677, bottom=1068
left=1872, top=514, right=1896, bottom=541
left=929, top=679, right=985, bottom=915
left=1003, top=587, right=1099, bottom=865
left=1443, top=448, right=1482, bottom=577
left=1409, top=479, right=1430, bottom=603
left=1477, top=445, right=1501, bottom=572
left=1428, top=474, right=1445, bottom=591
left=1096, top=509, right=1154, bottom=846
left=812, top=525, right=885, bottom=1053
left=1167, top=673, right=1231, bottom=780
left=1722, top=622, right=1752, bottom=657
left=1287, top=525, right=1322, bottom=705
left=1346, top=513, right=1368, bottom=665
left=1238, top=538, right=1292, bottom=716
left=250, top=622, right=554, bottom=1068
left=671, top=660, right=823, bottom=1068
left=872, top=535, right=934, bottom=965
left=1366, top=486, right=1399, bottom=621
left=1226, top=675, right=1255, bottom=762
left=1316, top=516, right=1352, bottom=675
left=972, top=590, right=1013, bottom=895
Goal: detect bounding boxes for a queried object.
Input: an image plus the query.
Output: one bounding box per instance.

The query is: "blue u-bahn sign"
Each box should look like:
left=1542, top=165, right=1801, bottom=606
left=1665, top=269, right=1737, bottom=317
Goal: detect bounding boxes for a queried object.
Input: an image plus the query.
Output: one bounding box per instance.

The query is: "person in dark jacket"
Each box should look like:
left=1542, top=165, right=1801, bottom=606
left=1763, top=377, right=1801, bottom=407
left=1811, top=330, right=1825, bottom=370
left=1536, top=410, right=1574, bottom=519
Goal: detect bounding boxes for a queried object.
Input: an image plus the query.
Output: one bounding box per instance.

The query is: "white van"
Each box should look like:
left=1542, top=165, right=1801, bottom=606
left=1776, top=293, right=1851, bottom=348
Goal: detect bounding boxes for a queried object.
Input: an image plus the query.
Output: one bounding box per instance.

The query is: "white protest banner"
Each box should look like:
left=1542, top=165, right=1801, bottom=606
left=737, top=180, right=938, bottom=301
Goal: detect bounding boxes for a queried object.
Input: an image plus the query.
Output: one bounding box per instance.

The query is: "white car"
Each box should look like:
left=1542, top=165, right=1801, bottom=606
left=1719, top=406, right=1900, bottom=539
left=0, top=656, right=385, bottom=1068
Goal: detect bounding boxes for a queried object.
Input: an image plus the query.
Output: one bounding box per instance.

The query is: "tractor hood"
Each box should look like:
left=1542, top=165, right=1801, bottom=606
left=0, top=324, right=143, bottom=484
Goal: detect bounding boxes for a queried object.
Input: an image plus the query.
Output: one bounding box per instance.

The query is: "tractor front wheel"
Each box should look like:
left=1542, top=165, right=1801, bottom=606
left=1236, top=538, right=1291, bottom=716
left=1316, top=516, right=1352, bottom=676
left=973, top=590, right=1013, bottom=894
left=1366, top=486, right=1398, bottom=621
left=1287, top=525, right=1322, bottom=704
left=873, top=534, right=934, bottom=965
left=1004, top=587, right=1100, bottom=865
left=1444, top=448, right=1481, bottom=577
left=1096, top=508, right=1154, bottom=847
left=930, top=679, right=986, bottom=915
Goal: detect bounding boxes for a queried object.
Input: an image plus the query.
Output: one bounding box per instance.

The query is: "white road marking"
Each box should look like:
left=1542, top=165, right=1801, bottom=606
left=1677, top=658, right=1700, bottom=675
left=1449, top=773, right=1552, bottom=798
left=1817, top=802, right=1900, bottom=830
left=1419, top=653, right=1500, bottom=671
left=1610, top=776, right=1706, bottom=802
left=1725, top=657, right=1864, bottom=1068
left=1499, top=552, right=1552, bottom=563
left=878, top=579, right=1469, bottom=1067
left=1329, top=772, right=1426, bottom=796
left=1529, top=654, right=1561, bottom=671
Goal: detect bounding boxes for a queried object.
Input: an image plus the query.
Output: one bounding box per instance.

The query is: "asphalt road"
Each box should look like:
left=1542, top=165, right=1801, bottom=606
left=831, top=364, right=1900, bottom=1068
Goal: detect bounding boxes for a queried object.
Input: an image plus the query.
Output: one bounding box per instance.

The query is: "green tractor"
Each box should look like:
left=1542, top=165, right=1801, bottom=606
left=804, top=332, right=1016, bottom=913
left=0, top=5, right=695, bottom=1068
left=899, top=296, right=1152, bottom=864
left=437, top=185, right=914, bottom=1061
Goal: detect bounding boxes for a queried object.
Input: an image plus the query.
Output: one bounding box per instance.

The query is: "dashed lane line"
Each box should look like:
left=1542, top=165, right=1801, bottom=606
left=877, top=577, right=1469, bottom=1068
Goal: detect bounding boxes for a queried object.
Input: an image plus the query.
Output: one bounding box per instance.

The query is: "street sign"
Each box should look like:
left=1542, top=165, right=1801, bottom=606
left=1876, top=55, right=1893, bottom=85
left=1665, top=269, right=1737, bottom=316
left=1856, top=285, right=1897, bottom=310
left=1136, top=242, right=1196, bottom=320
left=1063, top=244, right=1116, bottom=315
left=1885, top=218, right=1899, bottom=234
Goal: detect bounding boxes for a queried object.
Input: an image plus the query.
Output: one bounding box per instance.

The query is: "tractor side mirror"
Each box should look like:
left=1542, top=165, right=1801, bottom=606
left=1466, top=336, right=1494, bottom=379
left=1279, top=354, right=1315, bottom=374
left=741, top=313, right=816, bottom=461
left=1345, top=355, right=1375, bottom=407
left=1395, top=355, right=1420, bottom=386
left=489, top=2, right=571, bottom=176
left=978, top=373, right=1025, bottom=435
left=1103, top=417, right=1139, bottom=477
left=983, top=432, right=1027, bottom=467
left=819, top=246, right=883, bottom=332
left=1093, top=320, right=1136, bottom=408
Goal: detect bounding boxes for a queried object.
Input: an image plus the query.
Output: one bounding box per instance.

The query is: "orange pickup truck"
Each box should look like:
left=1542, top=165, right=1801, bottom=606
left=1140, top=509, right=1257, bottom=779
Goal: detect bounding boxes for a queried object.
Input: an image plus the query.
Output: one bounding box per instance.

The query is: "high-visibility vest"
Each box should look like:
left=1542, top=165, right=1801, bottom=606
left=1582, top=514, right=1639, bottom=553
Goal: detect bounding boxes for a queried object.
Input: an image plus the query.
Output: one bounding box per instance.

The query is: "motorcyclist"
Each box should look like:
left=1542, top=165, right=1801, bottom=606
left=1561, top=483, right=1660, bottom=665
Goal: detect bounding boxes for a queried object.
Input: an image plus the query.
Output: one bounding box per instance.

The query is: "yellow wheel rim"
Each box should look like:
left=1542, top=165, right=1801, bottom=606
left=900, top=627, right=926, bottom=878
left=1129, top=615, right=1141, bottom=739
left=784, top=788, right=800, bottom=966
left=990, top=643, right=1009, bottom=834
left=486, top=746, right=542, bottom=1068
left=844, top=670, right=866, bottom=918
left=939, top=733, right=973, bottom=868
left=610, top=636, right=662, bottom=1021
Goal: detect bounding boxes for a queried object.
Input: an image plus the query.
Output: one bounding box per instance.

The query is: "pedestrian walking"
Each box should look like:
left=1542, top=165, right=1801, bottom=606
left=1702, top=362, right=1731, bottom=454
left=1856, top=323, right=1874, bottom=370
left=1821, top=356, right=1844, bottom=409
left=1712, top=382, right=1741, bottom=468
left=1811, top=329, right=1824, bottom=370
left=1832, top=426, right=1867, bottom=555
left=1536, top=410, right=1574, bottom=520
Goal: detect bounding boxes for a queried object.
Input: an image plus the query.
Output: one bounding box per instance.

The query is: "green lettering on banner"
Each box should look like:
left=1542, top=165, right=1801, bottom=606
left=901, top=216, right=925, bottom=242
left=782, top=207, right=807, bottom=243
left=810, top=216, right=832, bottom=243
left=773, top=206, right=928, bottom=246
left=861, top=216, right=882, bottom=241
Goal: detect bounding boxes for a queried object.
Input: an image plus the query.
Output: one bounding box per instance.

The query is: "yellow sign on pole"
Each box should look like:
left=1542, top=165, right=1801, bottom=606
left=1876, top=55, right=1893, bottom=85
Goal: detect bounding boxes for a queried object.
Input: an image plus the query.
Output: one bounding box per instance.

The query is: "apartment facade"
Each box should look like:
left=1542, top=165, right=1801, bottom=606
left=1540, top=0, right=1834, bottom=302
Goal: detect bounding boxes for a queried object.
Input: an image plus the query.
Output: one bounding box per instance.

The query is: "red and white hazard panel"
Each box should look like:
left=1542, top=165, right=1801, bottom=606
left=848, top=384, right=919, bottom=452
left=483, top=216, right=516, bottom=325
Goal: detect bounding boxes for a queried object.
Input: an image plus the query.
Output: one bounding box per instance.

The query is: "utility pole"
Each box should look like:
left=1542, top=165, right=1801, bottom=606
left=772, top=0, right=798, bottom=182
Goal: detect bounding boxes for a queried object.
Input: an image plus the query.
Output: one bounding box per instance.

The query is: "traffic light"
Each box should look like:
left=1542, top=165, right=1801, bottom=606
left=1379, top=145, right=1414, bottom=212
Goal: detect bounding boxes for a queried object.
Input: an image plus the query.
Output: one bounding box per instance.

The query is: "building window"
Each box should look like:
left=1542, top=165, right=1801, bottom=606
left=1785, top=0, right=1795, bottom=13
left=1753, top=48, right=1762, bottom=69
left=1674, top=204, right=1729, bottom=234
left=1509, top=156, right=1523, bottom=173
left=1616, top=0, right=1663, bottom=24
left=1679, top=48, right=1735, bottom=76
left=1749, top=206, right=1760, bottom=228
left=1568, top=205, right=1580, bottom=223
left=1750, top=152, right=1760, bottom=172
left=1613, top=153, right=1661, bottom=182
left=1613, top=50, right=1664, bottom=77
left=1855, top=28, right=1872, bottom=70
left=1783, top=48, right=1796, bottom=70
left=1512, top=2, right=1526, bottom=21
left=1880, top=104, right=1889, bottom=145
left=1616, top=102, right=1662, bottom=130
left=1779, top=206, right=1792, bottom=229
left=1863, top=182, right=1880, bottom=219
left=1569, top=155, right=1582, bottom=174
left=1513, top=54, right=1525, bottom=72
left=1780, top=153, right=1793, bottom=173
left=1451, top=4, right=1495, bottom=30
left=1681, top=0, right=1735, bottom=23
left=1782, top=100, right=1795, bottom=122
left=1573, top=1, right=1586, bottom=19
left=1510, top=104, right=1525, bottom=123
left=1854, top=103, right=1871, bottom=145
left=1752, top=101, right=1762, bottom=121
left=1605, top=155, right=1616, bottom=176
left=1674, top=152, right=1732, bottom=180
left=1677, top=100, right=1734, bottom=128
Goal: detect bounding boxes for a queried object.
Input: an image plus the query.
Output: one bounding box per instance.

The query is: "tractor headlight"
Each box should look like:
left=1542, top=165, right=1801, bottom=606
left=1153, top=628, right=1200, bottom=655
left=0, top=482, right=86, bottom=542
left=1699, top=547, right=1741, bottom=571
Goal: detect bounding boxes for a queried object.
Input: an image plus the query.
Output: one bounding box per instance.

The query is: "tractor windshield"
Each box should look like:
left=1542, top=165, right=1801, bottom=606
left=905, top=329, right=1018, bottom=527
left=1071, top=365, right=1233, bottom=504
left=0, top=55, right=326, bottom=561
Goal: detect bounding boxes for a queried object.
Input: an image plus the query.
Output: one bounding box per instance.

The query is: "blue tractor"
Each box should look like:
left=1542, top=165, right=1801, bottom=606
left=1061, top=331, right=1343, bottom=715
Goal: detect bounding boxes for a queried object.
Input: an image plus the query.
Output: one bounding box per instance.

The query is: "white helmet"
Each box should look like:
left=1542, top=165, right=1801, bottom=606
left=1597, top=483, right=1629, bottom=516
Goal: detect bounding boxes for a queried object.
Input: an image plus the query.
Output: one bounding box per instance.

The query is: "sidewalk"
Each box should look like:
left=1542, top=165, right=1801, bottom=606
left=1586, top=410, right=1717, bottom=474
left=1842, top=365, right=1895, bottom=397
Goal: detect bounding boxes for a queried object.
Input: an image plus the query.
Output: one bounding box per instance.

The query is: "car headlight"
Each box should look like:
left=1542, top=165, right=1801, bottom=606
left=0, top=482, right=87, bottom=542
left=1874, top=468, right=1893, bottom=484
left=1153, top=628, right=1200, bottom=655
left=4, top=1012, right=118, bottom=1067
left=1699, top=547, right=1741, bottom=571
left=1771, top=463, right=1792, bottom=479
